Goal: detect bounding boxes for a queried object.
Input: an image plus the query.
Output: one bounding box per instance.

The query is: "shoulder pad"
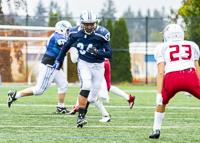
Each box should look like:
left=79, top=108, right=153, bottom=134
left=95, top=26, right=110, bottom=41
left=69, top=26, right=81, bottom=37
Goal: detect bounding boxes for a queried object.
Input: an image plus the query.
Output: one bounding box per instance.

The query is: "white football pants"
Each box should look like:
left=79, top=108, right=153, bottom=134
left=77, top=59, right=104, bottom=103
left=32, top=63, right=68, bottom=95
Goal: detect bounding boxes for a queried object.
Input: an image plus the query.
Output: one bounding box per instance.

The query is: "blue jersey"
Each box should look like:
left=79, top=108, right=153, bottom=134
left=56, top=25, right=113, bottom=63
left=45, top=32, right=66, bottom=60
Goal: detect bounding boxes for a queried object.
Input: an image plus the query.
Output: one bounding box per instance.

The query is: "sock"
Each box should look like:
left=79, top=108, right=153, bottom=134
left=153, top=111, right=165, bottom=131
left=93, top=99, right=109, bottom=116
left=15, top=92, right=21, bottom=99
left=85, top=101, right=90, bottom=115
left=109, top=86, right=129, bottom=100
left=78, top=107, right=85, bottom=118
left=58, top=103, right=65, bottom=108
left=75, top=97, right=79, bottom=106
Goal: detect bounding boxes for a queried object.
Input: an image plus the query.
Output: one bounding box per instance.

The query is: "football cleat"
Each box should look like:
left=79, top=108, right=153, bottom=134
left=99, top=114, right=111, bottom=122
left=128, top=94, right=135, bottom=109
left=7, top=90, right=17, bottom=108
left=69, top=106, right=79, bottom=114
left=149, top=130, right=160, bottom=139
left=55, top=107, right=70, bottom=114
left=77, top=116, right=88, bottom=128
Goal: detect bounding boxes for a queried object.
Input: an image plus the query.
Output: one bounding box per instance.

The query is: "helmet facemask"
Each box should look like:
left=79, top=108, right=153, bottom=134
left=80, top=10, right=98, bottom=35
left=80, top=21, right=98, bottom=35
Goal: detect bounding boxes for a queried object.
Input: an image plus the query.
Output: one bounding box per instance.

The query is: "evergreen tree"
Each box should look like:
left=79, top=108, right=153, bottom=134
left=99, top=0, right=116, bottom=21
left=105, top=18, right=113, bottom=37
left=48, top=12, right=58, bottom=27
left=34, top=0, right=47, bottom=26
left=110, top=19, right=132, bottom=82
left=123, top=6, right=135, bottom=42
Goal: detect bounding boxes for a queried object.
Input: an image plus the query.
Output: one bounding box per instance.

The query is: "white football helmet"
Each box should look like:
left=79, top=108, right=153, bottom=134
left=163, top=24, right=184, bottom=42
left=55, top=20, right=72, bottom=37
left=80, top=10, right=98, bottom=35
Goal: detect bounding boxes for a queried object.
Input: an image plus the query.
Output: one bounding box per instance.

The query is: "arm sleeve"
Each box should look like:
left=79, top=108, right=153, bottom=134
left=96, top=41, right=113, bottom=59
left=154, top=44, right=165, bottom=65
left=56, top=37, right=76, bottom=62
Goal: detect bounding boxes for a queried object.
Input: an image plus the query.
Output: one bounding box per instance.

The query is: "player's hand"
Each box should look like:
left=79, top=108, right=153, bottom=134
left=87, top=47, right=98, bottom=55
left=156, top=93, right=163, bottom=106
left=51, top=60, right=60, bottom=74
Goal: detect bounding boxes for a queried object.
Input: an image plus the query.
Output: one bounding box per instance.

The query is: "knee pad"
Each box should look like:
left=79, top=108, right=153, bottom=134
left=79, top=90, right=90, bottom=98
left=58, top=82, right=68, bottom=94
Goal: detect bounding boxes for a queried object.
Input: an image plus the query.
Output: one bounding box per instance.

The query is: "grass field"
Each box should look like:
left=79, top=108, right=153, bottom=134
left=1, top=85, right=200, bottom=142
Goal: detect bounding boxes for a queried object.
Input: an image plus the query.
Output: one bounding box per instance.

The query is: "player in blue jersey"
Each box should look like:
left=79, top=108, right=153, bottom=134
left=7, top=20, right=72, bottom=114
left=52, top=10, right=113, bottom=127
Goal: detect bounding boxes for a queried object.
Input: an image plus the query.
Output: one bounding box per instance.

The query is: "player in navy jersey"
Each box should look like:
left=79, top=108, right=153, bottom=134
left=52, top=10, right=113, bottom=127
left=7, top=20, right=72, bottom=114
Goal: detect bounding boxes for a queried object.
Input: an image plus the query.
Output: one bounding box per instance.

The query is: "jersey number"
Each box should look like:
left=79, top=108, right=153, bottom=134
left=77, top=43, right=93, bottom=55
left=169, top=45, right=192, bottom=62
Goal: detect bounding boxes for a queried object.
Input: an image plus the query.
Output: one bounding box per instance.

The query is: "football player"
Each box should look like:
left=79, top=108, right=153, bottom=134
left=69, top=44, right=111, bottom=123
left=7, top=20, right=72, bottom=114
left=52, top=10, right=113, bottom=127
left=149, top=24, right=200, bottom=139
left=69, top=55, right=135, bottom=122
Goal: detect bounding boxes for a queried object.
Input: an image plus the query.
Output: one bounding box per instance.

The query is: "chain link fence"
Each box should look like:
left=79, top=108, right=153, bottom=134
left=0, top=14, right=197, bottom=84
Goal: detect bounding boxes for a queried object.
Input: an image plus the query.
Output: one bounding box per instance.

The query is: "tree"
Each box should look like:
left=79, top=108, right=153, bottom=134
left=34, top=0, right=47, bottom=26
left=49, top=1, right=62, bottom=17
left=123, top=6, right=135, bottom=42
left=178, top=0, right=200, bottom=48
left=48, top=12, right=59, bottom=27
left=110, top=18, right=132, bottom=82
left=99, top=0, right=116, bottom=21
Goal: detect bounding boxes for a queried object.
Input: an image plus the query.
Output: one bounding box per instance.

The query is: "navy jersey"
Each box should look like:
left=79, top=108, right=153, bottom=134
left=45, top=32, right=66, bottom=60
left=56, top=25, right=113, bottom=63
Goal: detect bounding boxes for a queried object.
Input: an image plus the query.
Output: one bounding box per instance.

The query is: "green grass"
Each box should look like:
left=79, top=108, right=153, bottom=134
left=0, top=85, right=200, bottom=142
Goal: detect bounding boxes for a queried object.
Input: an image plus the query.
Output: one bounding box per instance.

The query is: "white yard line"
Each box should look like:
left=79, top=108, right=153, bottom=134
left=1, top=104, right=200, bottom=109
left=0, top=125, right=199, bottom=129
left=0, top=115, right=198, bottom=120
left=123, top=90, right=157, bottom=92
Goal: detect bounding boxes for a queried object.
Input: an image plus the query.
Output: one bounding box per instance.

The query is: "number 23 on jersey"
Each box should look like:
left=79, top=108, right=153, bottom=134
left=169, top=45, right=192, bottom=62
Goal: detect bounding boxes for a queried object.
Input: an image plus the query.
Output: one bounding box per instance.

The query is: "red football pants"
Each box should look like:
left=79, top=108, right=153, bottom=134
left=104, top=59, right=111, bottom=91
left=162, top=68, right=200, bottom=105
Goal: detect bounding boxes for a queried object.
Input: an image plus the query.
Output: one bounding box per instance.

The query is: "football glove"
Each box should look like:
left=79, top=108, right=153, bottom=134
left=87, top=47, right=98, bottom=55
left=156, top=93, right=163, bottom=106
left=51, top=60, right=60, bottom=75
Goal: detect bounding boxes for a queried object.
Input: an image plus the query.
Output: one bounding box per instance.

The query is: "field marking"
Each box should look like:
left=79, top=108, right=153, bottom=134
left=1, top=104, right=200, bottom=109
left=123, top=90, right=157, bottom=92
left=0, top=133, right=134, bottom=140
left=0, top=114, right=198, bottom=121
left=0, top=125, right=200, bottom=129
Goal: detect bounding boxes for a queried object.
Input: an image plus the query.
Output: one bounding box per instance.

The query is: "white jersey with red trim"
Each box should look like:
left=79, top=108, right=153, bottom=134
left=154, top=40, right=200, bottom=74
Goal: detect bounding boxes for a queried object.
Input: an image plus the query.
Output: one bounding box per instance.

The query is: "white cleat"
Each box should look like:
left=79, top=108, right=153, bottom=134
left=99, top=115, right=111, bottom=122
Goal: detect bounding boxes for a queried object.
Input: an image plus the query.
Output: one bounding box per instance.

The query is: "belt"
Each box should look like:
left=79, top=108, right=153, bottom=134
left=183, top=68, right=191, bottom=71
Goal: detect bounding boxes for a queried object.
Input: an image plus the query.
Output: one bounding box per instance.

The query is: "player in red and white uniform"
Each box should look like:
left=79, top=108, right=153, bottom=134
left=101, top=58, right=135, bottom=108
left=149, top=24, right=200, bottom=139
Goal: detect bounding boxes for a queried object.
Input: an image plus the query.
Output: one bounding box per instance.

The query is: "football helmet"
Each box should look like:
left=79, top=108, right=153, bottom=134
left=80, top=10, right=98, bottom=35
left=55, top=20, right=72, bottom=37
left=163, top=24, right=184, bottom=42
